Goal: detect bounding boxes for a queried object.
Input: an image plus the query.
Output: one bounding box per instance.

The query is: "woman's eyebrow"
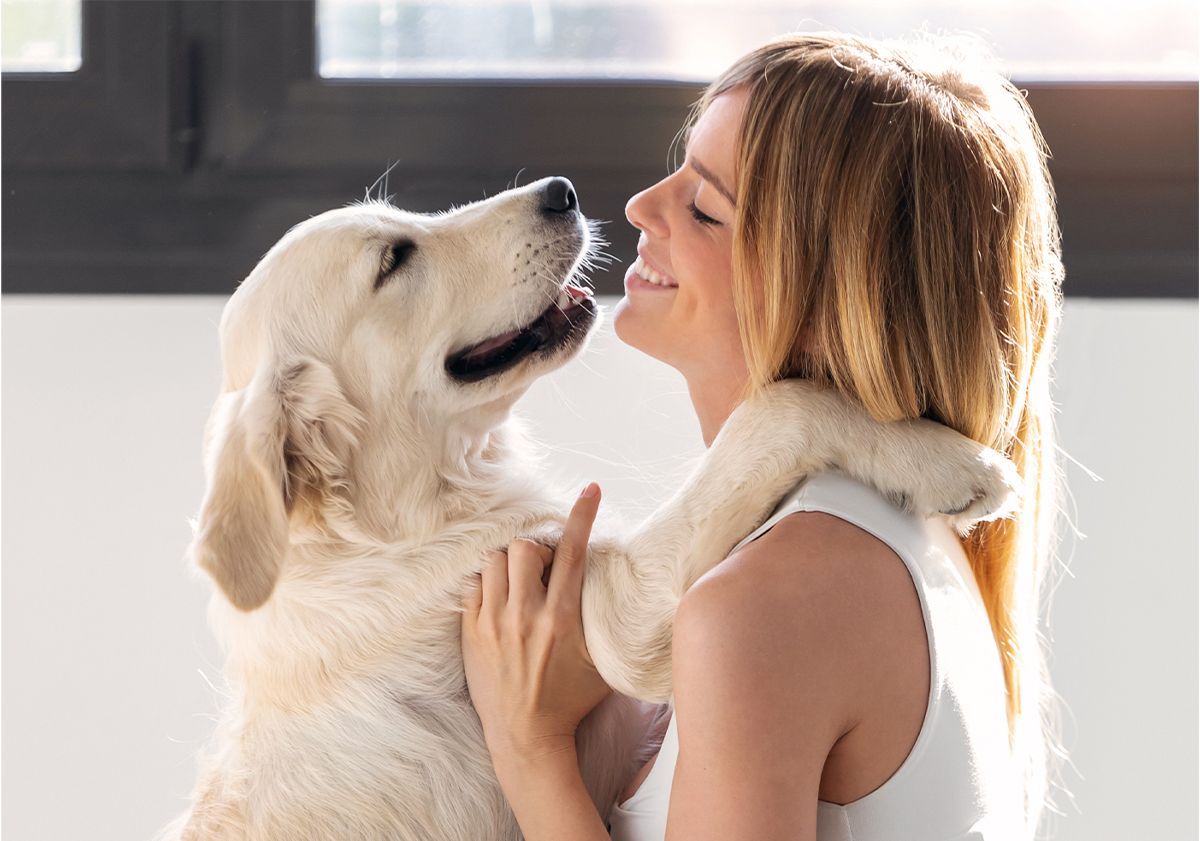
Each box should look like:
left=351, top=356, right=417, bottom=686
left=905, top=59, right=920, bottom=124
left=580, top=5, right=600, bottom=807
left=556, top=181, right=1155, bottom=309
left=687, top=157, right=737, bottom=208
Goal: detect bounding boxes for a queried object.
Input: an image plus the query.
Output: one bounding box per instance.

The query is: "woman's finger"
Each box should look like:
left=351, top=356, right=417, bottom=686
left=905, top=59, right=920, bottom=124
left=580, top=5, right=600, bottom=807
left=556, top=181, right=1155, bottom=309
left=461, top=571, right=483, bottom=617
left=547, top=482, right=601, bottom=608
left=507, top=538, right=553, bottom=606
left=480, top=548, right=509, bottom=615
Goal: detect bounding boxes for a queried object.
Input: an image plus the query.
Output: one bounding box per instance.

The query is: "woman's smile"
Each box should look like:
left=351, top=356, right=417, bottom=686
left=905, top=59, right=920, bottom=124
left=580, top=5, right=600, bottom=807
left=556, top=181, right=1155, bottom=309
left=624, top=254, right=679, bottom=293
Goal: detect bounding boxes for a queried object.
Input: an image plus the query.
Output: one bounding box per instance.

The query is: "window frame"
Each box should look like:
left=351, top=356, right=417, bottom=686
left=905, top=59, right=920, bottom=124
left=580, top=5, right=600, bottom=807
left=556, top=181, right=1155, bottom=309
left=1, top=0, right=1195, bottom=297
left=1, top=0, right=176, bottom=168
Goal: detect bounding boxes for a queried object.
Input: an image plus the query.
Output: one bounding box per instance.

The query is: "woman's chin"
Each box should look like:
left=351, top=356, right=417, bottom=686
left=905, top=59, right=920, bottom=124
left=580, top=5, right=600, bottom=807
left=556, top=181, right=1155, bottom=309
left=612, top=298, right=672, bottom=364
left=614, top=295, right=652, bottom=347
left=611, top=296, right=636, bottom=346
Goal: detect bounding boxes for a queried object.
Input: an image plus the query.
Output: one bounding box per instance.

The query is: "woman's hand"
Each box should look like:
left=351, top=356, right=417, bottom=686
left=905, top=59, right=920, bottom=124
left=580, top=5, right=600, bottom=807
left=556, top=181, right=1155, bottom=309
left=461, top=482, right=613, bottom=768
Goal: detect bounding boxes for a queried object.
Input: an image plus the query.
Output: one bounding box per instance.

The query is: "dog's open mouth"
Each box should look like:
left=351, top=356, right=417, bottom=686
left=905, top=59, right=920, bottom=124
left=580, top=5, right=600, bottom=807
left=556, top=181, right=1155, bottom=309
left=445, top=284, right=597, bottom=383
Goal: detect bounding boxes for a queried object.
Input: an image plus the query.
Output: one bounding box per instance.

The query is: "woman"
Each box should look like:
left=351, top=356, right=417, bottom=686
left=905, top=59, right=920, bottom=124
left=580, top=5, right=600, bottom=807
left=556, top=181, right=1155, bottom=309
left=460, top=29, right=1065, bottom=841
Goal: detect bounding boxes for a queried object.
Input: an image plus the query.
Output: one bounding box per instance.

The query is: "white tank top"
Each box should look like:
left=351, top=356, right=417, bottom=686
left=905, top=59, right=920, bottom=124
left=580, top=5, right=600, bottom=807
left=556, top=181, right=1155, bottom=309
left=607, top=469, right=1022, bottom=840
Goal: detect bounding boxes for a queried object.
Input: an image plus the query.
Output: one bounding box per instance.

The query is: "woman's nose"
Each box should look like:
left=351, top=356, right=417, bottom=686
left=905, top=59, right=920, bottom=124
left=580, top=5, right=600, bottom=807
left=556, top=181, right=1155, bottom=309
left=625, top=184, right=668, bottom=239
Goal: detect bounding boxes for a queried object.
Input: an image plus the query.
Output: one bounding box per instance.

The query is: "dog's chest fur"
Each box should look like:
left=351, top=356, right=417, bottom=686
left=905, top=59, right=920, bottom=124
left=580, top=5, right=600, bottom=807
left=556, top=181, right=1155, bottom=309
left=186, top=499, right=573, bottom=840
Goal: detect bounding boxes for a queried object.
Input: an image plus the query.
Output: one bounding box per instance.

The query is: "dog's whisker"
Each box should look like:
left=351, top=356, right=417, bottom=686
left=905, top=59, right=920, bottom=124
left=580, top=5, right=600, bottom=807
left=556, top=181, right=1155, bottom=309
left=581, top=249, right=616, bottom=267
left=537, top=441, right=644, bottom=472
left=195, top=666, right=229, bottom=702
left=569, top=349, right=609, bottom=382
left=531, top=264, right=595, bottom=319
left=530, top=276, right=569, bottom=318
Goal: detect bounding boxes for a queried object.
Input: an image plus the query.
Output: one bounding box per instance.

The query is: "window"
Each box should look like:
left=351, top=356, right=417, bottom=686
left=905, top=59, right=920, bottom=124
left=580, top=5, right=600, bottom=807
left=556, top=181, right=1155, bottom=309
left=1, top=0, right=81, bottom=73
left=317, top=0, right=1198, bottom=82
left=1, top=0, right=1195, bottom=296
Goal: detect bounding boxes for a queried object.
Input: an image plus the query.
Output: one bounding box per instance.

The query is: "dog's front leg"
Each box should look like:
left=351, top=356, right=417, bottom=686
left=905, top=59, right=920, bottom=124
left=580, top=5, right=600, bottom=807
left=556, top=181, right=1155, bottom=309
left=578, top=377, right=1021, bottom=702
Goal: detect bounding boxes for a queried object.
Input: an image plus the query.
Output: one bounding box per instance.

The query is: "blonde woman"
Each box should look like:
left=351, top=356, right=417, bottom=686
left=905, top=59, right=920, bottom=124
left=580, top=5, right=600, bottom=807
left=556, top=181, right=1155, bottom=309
left=461, top=30, right=1065, bottom=841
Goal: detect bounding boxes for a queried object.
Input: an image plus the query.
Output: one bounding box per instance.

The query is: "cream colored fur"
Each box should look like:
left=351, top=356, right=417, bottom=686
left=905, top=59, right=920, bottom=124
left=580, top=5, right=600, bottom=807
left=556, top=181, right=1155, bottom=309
left=158, top=177, right=1019, bottom=840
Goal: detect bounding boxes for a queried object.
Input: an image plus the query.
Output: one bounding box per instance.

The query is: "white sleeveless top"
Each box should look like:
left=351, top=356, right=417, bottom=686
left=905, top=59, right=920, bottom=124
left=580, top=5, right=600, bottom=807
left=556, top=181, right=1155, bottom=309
left=607, top=469, right=1022, bottom=840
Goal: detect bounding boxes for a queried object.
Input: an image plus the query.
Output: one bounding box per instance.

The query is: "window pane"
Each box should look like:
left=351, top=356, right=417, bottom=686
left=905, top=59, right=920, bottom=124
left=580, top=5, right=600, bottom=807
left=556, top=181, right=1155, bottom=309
left=1, top=0, right=81, bottom=73
left=317, top=0, right=1197, bottom=81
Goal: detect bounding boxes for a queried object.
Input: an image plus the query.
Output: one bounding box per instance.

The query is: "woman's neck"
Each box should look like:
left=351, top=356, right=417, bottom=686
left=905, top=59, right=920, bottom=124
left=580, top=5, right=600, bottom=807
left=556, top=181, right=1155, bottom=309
left=686, top=370, right=749, bottom=448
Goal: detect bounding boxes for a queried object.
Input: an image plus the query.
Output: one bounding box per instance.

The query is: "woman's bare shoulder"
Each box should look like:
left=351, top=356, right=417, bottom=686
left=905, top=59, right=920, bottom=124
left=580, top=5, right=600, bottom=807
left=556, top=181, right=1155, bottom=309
left=689, top=510, right=925, bottom=697
left=700, top=509, right=899, bottom=595
left=743, top=506, right=911, bottom=577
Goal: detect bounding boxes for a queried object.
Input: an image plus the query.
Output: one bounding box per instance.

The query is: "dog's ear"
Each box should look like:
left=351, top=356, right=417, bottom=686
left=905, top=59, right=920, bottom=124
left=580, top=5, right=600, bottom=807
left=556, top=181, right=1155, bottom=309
left=186, top=358, right=363, bottom=611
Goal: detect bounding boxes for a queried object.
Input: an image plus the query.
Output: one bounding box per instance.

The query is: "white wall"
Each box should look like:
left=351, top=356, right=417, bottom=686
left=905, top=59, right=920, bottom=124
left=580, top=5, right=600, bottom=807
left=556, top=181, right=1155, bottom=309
left=2, top=295, right=1195, bottom=841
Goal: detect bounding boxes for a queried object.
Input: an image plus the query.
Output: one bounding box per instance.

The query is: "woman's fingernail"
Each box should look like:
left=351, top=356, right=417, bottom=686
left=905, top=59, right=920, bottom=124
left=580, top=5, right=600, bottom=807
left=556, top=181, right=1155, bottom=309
left=580, top=482, right=599, bottom=498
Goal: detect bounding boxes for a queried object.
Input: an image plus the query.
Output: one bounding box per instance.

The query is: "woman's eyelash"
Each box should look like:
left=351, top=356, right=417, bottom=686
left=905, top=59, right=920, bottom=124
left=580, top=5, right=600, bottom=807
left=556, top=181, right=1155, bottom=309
left=688, top=201, right=719, bottom=226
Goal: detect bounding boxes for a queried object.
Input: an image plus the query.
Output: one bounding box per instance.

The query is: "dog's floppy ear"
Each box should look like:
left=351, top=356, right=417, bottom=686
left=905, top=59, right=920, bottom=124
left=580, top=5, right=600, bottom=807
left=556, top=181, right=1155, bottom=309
left=187, top=358, right=363, bottom=611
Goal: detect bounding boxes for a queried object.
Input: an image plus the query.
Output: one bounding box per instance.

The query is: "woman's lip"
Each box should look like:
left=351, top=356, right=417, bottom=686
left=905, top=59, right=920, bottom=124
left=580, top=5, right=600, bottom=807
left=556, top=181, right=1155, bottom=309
left=636, top=249, right=677, bottom=285
left=624, top=262, right=678, bottom=293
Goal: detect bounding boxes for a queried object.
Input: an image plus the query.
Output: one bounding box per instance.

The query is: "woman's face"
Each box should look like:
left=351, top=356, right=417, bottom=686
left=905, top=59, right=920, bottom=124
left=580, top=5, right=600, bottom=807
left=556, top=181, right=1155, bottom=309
left=613, top=87, right=750, bottom=391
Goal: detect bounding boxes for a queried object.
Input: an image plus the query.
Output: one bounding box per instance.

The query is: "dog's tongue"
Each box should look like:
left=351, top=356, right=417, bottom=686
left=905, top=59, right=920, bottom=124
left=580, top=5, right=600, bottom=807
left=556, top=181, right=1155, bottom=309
left=462, top=327, right=523, bottom=360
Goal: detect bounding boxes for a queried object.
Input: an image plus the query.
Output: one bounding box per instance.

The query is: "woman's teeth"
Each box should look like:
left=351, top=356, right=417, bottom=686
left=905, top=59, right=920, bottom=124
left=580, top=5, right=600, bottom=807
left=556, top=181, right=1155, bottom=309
left=632, top=255, right=678, bottom=288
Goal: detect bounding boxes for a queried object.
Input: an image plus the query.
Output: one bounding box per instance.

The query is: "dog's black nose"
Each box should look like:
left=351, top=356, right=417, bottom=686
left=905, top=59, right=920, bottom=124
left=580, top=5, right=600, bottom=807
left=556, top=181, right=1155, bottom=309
left=541, top=177, right=578, bottom=214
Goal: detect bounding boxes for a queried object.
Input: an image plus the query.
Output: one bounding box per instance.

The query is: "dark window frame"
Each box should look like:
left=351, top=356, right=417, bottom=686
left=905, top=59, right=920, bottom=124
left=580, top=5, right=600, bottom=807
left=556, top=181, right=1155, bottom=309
left=1, top=0, right=176, bottom=168
left=2, top=0, right=1196, bottom=297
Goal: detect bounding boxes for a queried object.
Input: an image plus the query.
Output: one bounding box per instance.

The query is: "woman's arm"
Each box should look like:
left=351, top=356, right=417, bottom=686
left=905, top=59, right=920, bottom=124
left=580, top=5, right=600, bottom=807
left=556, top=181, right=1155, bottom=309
left=490, top=743, right=612, bottom=841
left=663, top=516, right=863, bottom=841
left=460, top=484, right=616, bottom=840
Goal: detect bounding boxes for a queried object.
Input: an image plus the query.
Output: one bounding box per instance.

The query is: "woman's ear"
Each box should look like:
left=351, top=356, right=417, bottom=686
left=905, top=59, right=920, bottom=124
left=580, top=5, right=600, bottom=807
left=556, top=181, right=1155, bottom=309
left=186, top=358, right=364, bottom=611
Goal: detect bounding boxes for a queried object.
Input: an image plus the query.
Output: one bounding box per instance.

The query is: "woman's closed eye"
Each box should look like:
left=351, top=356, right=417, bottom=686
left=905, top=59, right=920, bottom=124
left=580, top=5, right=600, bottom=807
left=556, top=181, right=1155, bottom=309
left=688, top=200, right=720, bottom=226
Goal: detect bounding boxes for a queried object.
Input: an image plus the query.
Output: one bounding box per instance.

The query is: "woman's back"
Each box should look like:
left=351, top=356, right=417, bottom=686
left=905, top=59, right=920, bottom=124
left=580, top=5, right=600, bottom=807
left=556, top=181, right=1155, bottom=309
left=607, top=469, right=1022, bottom=840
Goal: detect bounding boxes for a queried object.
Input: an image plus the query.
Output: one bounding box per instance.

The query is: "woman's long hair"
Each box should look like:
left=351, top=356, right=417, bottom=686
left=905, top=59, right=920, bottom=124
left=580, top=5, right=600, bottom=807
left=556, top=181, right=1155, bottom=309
left=681, top=30, right=1067, bottom=838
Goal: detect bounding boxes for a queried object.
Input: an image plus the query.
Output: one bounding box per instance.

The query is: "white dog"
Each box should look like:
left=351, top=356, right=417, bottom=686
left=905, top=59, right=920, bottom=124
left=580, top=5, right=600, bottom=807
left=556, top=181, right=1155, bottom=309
left=159, top=176, right=1019, bottom=840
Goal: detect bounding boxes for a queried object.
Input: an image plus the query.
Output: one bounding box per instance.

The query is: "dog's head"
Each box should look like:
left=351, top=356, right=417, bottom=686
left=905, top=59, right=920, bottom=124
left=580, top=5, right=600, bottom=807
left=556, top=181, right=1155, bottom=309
left=188, top=176, right=601, bottom=610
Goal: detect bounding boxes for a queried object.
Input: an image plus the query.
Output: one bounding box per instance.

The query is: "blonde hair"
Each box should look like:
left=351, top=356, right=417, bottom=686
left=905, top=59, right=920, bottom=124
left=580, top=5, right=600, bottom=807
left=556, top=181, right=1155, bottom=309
left=679, top=30, right=1067, bottom=838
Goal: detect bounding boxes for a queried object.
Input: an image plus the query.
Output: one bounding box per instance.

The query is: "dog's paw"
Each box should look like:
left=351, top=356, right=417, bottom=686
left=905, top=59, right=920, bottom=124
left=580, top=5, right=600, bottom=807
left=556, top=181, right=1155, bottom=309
left=893, top=424, right=1023, bottom=533
left=716, top=377, right=1023, bottom=537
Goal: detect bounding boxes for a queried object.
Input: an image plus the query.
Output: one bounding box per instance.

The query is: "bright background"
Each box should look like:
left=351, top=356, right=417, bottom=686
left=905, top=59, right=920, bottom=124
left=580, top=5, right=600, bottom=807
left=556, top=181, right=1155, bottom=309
left=2, top=293, right=1197, bottom=841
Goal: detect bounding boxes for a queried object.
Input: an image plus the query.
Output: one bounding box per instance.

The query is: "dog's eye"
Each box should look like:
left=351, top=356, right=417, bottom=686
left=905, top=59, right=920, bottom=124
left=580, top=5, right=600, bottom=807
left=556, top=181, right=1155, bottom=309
left=376, top=240, right=416, bottom=290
